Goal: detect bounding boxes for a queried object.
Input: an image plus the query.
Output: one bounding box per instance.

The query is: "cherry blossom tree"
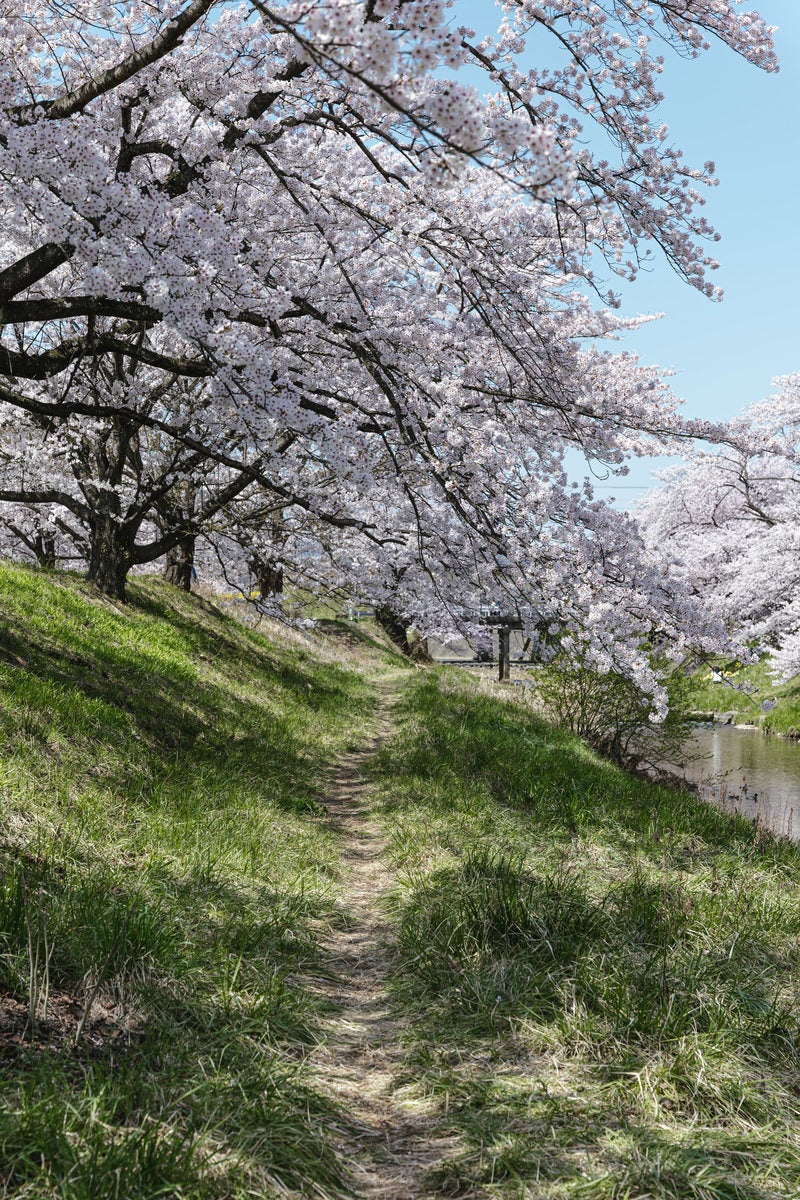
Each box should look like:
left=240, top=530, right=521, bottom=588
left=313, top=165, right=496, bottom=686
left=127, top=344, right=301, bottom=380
left=0, top=368, right=274, bottom=595
left=636, top=374, right=800, bottom=681
left=0, top=0, right=777, bottom=698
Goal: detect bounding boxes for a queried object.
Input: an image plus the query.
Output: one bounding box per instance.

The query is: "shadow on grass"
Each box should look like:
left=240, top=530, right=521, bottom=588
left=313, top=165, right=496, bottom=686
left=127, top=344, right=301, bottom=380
left=374, top=674, right=800, bottom=1199
left=0, top=849, right=354, bottom=1198
left=0, top=1035, right=354, bottom=1200
left=0, top=571, right=372, bottom=816
left=374, top=674, right=798, bottom=866
left=391, top=854, right=800, bottom=1198
left=0, top=849, right=335, bottom=1034
left=422, top=1084, right=783, bottom=1200
left=0, top=566, right=373, bottom=1198
left=394, top=850, right=800, bottom=1056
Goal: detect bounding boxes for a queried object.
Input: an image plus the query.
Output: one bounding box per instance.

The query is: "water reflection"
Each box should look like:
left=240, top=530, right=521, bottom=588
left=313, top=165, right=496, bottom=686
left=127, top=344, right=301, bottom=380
left=674, top=725, right=800, bottom=841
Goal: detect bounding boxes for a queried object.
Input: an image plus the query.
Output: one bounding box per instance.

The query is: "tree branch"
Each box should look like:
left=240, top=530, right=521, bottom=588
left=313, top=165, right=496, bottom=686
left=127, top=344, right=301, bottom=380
left=0, top=487, right=91, bottom=522
left=0, top=336, right=209, bottom=379
left=0, top=244, right=75, bottom=303
left=23, top=0, right=216, bottom=122
left=0, top=297, right=161, bottom=325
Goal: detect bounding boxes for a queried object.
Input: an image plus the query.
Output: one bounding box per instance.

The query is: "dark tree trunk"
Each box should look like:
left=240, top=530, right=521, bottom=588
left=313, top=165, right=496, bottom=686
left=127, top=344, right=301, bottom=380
left=374, top=605, right=412, bottom=655
left=86, top=506, right=131, bottom=601
left=34, top=530, right=57, bottom=570
left=4, top=521, right=57, bottom=569
left=410, top=634, right=433, bottom=664
left=164, top=534, right=196, bottom=591
left=250, top=556, right=283, bottom=598
left=374, top=606, right=432, bottom=661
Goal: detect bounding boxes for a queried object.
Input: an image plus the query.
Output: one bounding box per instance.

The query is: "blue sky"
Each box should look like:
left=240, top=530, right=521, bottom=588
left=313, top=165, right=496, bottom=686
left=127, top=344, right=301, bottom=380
left=461, top=2, right=799, bottom=501
left=603, top=1, right=800, bottom=500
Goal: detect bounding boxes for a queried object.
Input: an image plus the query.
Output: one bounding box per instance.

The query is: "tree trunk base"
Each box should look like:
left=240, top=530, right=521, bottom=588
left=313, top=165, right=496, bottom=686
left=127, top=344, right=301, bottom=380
left=164, top=535, right=196, bottom=591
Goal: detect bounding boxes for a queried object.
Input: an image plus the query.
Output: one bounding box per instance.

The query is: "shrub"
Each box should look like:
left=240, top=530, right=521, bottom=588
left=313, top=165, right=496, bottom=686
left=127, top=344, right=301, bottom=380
left=533, top=654, right=695, bottom=773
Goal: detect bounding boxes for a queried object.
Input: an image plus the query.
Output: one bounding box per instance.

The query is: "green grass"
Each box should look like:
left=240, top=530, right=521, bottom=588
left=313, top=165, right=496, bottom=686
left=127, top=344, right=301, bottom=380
left=761, top=680, right=800, bottom=738
left=5, top=565, right=800, bottom=1198
left=0, top=562, right=386, bottom=1198
left=370, top=671, right=800, bottom=1199
left=682, top=656, right=800, bottom=737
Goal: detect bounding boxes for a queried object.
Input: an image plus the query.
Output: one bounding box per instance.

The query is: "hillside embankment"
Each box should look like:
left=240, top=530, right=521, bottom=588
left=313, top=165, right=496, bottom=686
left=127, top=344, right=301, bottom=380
left=1, top=563, right=799, bottom=1198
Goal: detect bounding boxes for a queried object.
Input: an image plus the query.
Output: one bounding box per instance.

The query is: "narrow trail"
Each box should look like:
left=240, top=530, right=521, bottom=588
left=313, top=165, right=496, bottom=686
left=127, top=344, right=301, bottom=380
left=309, top=673, right=458, bottom=1199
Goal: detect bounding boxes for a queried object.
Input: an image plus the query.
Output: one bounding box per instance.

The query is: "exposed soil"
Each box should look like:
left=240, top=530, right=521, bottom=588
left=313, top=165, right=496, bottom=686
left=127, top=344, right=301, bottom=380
left=309, top=673, right=459, bottom=1199
left=0, top=983, right=143, bottom=1068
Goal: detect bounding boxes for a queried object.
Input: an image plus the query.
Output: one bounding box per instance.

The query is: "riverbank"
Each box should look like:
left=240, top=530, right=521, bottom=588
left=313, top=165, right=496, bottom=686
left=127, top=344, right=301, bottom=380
left=1, top=564, right=800, bottom=1197
left=370, top=671, right=800, bottom=1198
left=685, top=657, right=800, bottom=736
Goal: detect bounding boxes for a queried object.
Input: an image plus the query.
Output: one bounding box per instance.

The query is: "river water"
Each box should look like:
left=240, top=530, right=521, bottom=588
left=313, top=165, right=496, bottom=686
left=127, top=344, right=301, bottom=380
left=672, top=725, right=800, bottom=841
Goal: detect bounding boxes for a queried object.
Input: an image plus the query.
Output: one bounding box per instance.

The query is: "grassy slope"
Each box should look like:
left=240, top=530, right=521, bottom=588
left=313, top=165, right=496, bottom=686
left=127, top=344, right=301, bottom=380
left=370, top=672, right=800, bottom=1199
left=0, top=563, right=394, bottom=1199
